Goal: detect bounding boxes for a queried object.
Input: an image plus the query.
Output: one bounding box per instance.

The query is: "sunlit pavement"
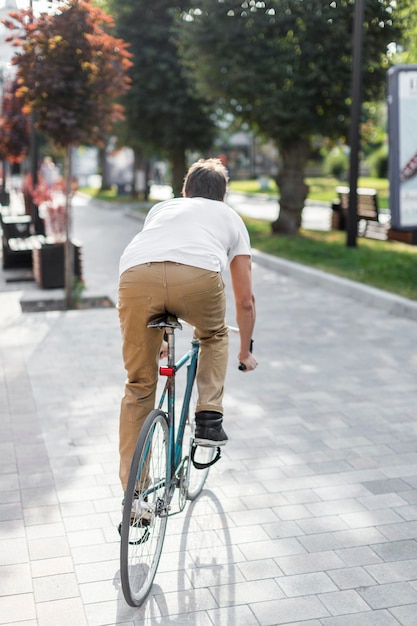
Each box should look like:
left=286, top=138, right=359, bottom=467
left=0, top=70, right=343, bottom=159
left=1, top=192, right=417, bottom=625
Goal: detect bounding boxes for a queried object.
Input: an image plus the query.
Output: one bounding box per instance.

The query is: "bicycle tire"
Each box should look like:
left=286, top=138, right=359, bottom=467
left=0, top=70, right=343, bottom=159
left=183, top=420, right=215, bottom=501
left=120, top=409, right=169, bottom=607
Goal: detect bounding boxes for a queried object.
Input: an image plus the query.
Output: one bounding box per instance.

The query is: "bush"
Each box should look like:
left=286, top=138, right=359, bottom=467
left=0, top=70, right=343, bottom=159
left=323, top=147, right=349, bottom=179
left=367, top=145, right=388, bottom=179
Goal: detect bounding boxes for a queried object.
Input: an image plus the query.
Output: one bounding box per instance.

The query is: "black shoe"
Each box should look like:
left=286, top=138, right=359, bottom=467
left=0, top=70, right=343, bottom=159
left=194, top=411, right=228, bottom=447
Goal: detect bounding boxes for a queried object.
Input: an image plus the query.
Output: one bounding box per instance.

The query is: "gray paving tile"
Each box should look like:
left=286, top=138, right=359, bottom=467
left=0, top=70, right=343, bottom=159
left=358, top=582, right=417, bottom=609
left=238, top=558, right=283, bottom=581
left=155, top=587, right=218, bottom=616
left=361, top=478, right=412, bottom=495
left=31, top=556, right=75, bottom=578
left=0, top=564, right=32, bottom=595
left=320, top=589, right=372, bottom=616
left=277, top=550, right=346, bottom=575
left=27, top=536, right=71, bottom=561
left=277, top=571, right=337, bottom=596
left=0, top=503, right=22, bottom=522
left=35, top=597, right=88, bottom=626
left=327, top=566, right=378, bottom=590
left=320, top=609, right=402, bottom=625
left=365, top=558, right=417, bottom=584
left=371, top=540, right=417, bottom=562
left=0, top=537, right=29, bottom=566
left=211, top=578, right=283, bottom=606
left=207, top=605, right=259, bottom=626
left=379, top=521, right=417, bottom=541
left=33, top=573, right=80, bottom=602
left=0, top=594, right=36, bottom=625
left=250, top=595, right=330, bottom=625
left=335, top=546, right=383, bottom=567
left=389, top=603, right=417, bottom=625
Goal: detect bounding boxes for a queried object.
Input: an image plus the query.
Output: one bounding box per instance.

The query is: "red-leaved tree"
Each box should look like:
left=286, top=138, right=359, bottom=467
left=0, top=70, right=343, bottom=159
left=5, top=0, right=132, bottom=306
left=0, top=79, right=29, bottom=165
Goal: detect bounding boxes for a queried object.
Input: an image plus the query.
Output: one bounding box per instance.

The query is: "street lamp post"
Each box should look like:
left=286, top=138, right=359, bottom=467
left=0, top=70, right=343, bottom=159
left=347, top=0, right=365, bottom=248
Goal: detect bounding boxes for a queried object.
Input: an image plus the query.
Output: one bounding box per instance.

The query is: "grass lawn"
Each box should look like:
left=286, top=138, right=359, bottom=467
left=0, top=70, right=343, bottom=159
left=229, top=176, right=390, bottom=209
left=245, top=217, right=417, bottom=301
left=80, top=186, right=154, bottom=210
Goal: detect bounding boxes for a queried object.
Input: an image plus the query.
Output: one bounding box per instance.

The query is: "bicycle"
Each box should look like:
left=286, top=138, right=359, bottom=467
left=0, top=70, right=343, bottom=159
left=119, top=313, right=223, bottom=607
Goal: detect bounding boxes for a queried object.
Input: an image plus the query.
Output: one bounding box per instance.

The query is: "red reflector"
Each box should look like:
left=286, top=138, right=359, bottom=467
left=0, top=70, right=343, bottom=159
left=160, top=366, right=175, bottom=377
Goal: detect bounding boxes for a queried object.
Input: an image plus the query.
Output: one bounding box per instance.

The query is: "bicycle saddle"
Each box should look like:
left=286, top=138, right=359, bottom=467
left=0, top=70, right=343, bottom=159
left=147, top=313, right=182, bottom=329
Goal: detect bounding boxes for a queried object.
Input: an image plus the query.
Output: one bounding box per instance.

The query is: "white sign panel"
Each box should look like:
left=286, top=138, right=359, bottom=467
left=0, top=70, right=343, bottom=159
left=388, top=65, right=417, bottom=230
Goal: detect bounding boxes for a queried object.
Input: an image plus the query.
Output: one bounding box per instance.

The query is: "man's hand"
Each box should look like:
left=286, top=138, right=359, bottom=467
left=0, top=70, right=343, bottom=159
left=238, top=352, right=258, bottom=372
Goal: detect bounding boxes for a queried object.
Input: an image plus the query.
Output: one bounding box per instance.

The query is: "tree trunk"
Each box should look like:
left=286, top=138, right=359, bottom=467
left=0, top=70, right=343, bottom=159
left=131, top=148, right=150, bottom=199
left=171, top=149, right=186, bottom=197
left=271, top=138, right=310, bottom=235
left=64, top=145, right=75, bottom=309
left=99, top=144, right=112, bottom=191
left=131, top=148, right=141, bottom=198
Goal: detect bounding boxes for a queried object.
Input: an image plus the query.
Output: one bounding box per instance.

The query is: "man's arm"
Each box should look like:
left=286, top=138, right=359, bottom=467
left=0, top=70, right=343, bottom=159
left=229, top=254, right=258, bottom=372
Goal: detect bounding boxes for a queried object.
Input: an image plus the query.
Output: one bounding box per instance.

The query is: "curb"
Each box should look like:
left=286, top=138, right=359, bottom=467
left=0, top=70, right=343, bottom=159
left=252, top=248, right=417, bottom=322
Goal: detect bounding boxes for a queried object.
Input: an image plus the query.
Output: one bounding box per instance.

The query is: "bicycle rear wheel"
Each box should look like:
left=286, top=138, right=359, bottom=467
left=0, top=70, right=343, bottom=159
left=120, top=409, right=169, bottom=607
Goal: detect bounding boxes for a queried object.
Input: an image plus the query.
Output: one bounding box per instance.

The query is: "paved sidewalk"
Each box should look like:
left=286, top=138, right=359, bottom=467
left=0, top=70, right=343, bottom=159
left=2, top=194, right=417, bottom=625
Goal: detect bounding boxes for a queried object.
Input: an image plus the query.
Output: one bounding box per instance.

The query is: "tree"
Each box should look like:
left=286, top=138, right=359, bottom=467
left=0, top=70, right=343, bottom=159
left=5, top=0, right=132, bottom=306
left=0, top=78, right=29, bottom=165
left=393, top=0, right=417, bottom=63
left=107, top=0, right=216, bottom=196
left=178, top=0, right=400, bottom=234
left=0, top=78, right=30, bottom=195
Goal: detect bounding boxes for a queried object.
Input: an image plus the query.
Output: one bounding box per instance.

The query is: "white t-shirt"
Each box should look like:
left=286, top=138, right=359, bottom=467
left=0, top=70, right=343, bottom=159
left=119, top=197, right=251, bottom=276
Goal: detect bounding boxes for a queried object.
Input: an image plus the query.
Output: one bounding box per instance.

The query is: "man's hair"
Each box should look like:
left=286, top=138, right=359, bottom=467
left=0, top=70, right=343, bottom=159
left=182, top=158, right=228, bottom=201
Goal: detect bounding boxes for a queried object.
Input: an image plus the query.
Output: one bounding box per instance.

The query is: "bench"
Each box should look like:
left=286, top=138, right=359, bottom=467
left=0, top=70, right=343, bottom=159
left=1, top=213, right=45, bottom=269
left=331, top=186, right=388, bottom=238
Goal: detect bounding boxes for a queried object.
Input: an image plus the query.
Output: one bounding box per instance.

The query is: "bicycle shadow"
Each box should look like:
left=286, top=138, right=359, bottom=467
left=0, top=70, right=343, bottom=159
left=174, top=489, right=237, bottom=625
left=112, top=489, right=237, bottom=624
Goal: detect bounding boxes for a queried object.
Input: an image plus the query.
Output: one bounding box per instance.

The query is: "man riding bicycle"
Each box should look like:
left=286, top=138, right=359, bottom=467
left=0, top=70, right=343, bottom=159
left=118, top=158, right=258, bottom=491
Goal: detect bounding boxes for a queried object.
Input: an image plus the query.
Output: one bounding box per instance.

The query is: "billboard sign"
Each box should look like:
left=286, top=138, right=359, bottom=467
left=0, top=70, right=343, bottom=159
left=388, top=65, right=417, bottom=230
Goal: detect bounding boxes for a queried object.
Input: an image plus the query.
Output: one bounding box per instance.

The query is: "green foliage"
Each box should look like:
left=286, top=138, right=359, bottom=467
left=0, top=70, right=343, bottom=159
left=178, top=0, right=399, bottom=146
left=5, top=0, right=132, bottom=148
left=107, top=0, right=216, bottom=191
left=394, top=0, right=417, bottom=63
left=322, top=147, right=349, bottom=179
left=360, top=101, right=387, bottom=157
left=177, top=0, right=400, bottom=232
left=367, top=144, right=388, bottom=179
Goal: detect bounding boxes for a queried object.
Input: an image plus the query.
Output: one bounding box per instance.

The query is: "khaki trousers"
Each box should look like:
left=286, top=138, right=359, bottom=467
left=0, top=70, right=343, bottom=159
left=118, top=262, right=228, bottom=489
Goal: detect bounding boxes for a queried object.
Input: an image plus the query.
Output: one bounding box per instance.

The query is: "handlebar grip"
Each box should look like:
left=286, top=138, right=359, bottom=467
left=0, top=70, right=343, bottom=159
left=238, top=339, right=253, bottom=371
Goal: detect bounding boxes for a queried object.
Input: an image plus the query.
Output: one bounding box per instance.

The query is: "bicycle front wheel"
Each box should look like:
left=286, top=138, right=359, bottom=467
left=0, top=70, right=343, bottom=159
left=120, top=409, right=169, bottom=607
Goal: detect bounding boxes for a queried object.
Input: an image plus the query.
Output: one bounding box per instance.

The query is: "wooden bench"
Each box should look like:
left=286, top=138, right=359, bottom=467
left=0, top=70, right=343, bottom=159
left=1, top=213, right=46, bottom=269
left=331, top=186, right=389, bottom=240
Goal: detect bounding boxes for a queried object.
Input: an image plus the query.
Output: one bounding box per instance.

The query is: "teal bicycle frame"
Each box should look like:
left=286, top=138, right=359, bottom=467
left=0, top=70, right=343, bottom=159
left=157, top=328, right=199, bottom=481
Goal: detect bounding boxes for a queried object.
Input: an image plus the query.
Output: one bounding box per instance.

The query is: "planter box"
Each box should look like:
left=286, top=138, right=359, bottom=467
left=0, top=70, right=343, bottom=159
left=387, top=228, right=417, bottom=246
left=33, top=241, right=82, bottom=289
